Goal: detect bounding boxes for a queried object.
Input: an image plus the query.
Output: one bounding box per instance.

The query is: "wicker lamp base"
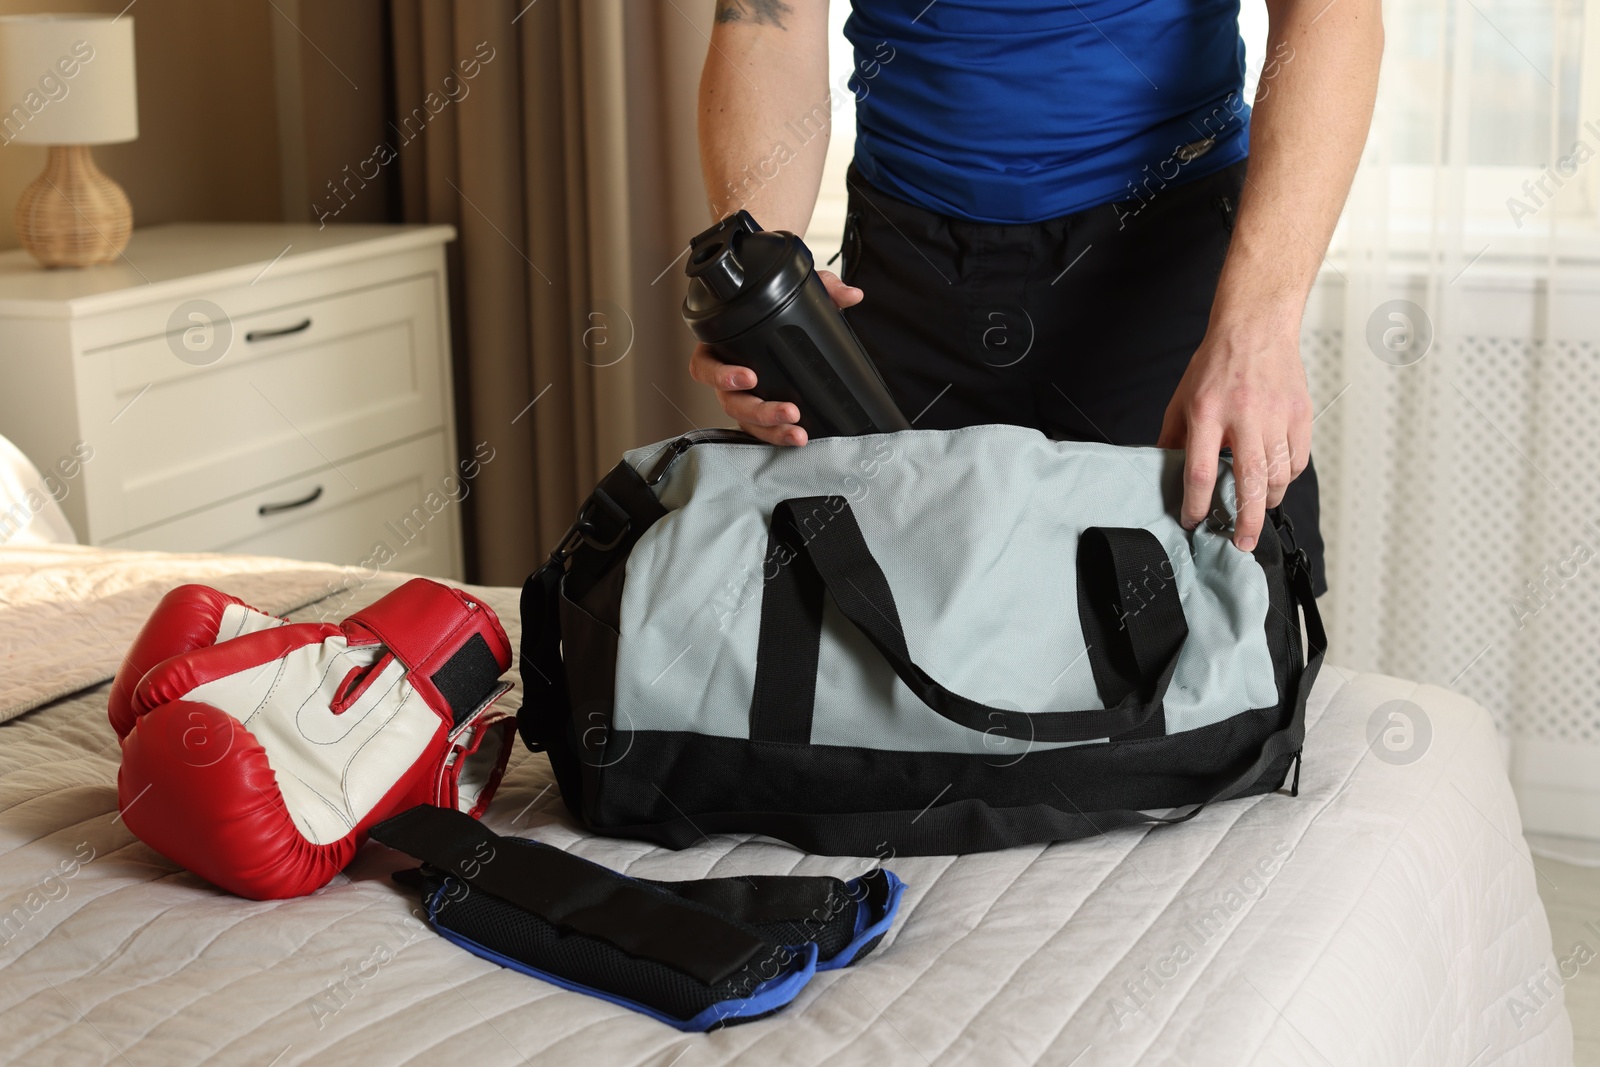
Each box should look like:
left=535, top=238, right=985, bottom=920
left=15, top=145, right=133, bottom=269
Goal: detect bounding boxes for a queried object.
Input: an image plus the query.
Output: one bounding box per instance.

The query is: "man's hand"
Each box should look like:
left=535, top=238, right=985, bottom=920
left=1161, top=0, right=1380, bottom=553
left=689, top=270, right=863, bottom=446
left=1157, top=325, right=1312, bottom=552
left=695, top=0, right=836, bottom=444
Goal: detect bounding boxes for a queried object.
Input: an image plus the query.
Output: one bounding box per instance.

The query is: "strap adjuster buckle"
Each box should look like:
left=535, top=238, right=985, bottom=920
left=1269, top=508, right=1298, bottom=549
left=549, top=524, right=585, bottom=566
left=550, top=488, right=632, bottom=567
left=574, top=488, right=630, bottom=551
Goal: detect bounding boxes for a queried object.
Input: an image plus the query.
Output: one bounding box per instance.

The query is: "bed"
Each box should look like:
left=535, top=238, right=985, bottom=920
left=0, top=545, right=1574, bottom=1066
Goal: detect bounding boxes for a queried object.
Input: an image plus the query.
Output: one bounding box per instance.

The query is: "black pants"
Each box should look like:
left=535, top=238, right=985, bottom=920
left=839, top=159, right=1327, bottom=595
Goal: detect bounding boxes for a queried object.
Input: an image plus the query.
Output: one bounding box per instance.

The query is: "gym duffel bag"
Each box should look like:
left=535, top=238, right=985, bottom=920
left=518, top=425, right=1325, bottom=856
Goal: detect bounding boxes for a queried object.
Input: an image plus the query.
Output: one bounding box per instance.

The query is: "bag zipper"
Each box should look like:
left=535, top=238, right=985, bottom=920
left=642, top=428, right=763, bottom=487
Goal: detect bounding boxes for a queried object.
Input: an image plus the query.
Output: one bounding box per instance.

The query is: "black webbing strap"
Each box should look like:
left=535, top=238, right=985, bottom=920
left=750, top=513, right=827, bottom=744
left=1076, top=528, right=1189, bottom=739
left=750, top=497, right=1189, bottom=745
left=1051, top=548, right=1328, bottom=832
left=516, top=561, right=568, bottom=755
left=517, top=458, right=666, bottom=757
left=369, top=805, right=769, bottom=986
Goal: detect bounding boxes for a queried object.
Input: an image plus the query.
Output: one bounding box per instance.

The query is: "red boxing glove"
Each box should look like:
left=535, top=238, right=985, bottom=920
left=110, top=579, right=517, bottom=900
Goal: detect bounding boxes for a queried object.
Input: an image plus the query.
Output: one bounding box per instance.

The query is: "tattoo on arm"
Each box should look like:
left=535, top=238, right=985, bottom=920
left=714, top=0, right=793, bottom=28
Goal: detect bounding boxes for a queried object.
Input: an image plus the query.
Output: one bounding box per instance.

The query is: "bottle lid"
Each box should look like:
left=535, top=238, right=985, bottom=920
left=683, top=210, right=814, bottom=344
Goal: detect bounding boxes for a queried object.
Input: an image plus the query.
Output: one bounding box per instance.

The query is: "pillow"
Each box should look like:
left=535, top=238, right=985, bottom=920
left=0, top=434, right=81, bottom=546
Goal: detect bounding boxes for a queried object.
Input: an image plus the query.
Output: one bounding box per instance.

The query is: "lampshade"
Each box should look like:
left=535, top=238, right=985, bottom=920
left=0, top=15, right=137, bottom=145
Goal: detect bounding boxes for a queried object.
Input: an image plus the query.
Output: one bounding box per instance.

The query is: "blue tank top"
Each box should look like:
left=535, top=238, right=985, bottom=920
left=844, top=0, right=1250, bottom=223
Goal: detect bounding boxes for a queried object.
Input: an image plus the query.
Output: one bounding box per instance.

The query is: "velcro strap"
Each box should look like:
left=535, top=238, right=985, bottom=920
left=369, top=805, right=769, bottom=986
left=347, top=580, right=509, bottom=728
left=657, top=874, right=849, bottom=925
left=430, top=634, right=505, bottom=728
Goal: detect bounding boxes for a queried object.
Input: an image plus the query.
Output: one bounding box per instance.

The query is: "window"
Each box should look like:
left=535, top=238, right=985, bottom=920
left=1353, top=0, right=1600, bottom=254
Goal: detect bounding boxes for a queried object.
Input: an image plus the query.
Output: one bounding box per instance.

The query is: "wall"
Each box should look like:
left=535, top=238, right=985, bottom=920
left=0, top=0, right=392, bottom=249
left=0, top=0, right=279, bottom=247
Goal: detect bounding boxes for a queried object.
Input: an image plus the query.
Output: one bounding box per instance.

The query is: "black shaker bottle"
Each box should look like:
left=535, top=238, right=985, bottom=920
left=682, top=210, right=911, bottom=438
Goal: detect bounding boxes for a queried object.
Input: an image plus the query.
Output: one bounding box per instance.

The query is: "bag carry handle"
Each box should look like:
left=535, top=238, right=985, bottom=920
left=1050, top=545, right=1326, bottom=832
left=750, top=496, right=1188, bottom=745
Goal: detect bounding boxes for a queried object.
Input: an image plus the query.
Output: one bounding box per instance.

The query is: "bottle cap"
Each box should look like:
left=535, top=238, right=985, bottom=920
left=683, top=210, right=814, bottom=344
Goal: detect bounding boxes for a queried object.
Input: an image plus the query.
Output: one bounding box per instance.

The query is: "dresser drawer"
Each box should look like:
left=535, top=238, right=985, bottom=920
left=102, top=433, right=463, bottom=580
left=84, top=273, right=447, bottom=537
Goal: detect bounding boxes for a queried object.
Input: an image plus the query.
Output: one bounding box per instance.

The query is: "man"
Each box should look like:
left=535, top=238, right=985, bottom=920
left=690, top=0, right=1382, bottom=594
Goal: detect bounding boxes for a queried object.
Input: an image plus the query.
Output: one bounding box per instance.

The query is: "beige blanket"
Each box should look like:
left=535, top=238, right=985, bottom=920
left=0, top=545, right=354, bottom=724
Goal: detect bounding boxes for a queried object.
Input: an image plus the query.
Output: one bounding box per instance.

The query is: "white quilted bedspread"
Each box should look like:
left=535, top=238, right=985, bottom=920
left=0, top=556, right=1573, bottom=1066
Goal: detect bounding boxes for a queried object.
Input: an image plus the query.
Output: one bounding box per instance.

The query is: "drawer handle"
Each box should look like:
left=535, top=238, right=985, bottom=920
left=245, top=317, right=313, bottom=342
left=258, top=485, right=324, bottom=516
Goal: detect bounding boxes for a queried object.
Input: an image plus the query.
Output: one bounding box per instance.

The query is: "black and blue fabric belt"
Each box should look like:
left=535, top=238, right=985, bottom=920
left=370, top=805, right=905, bottom=1031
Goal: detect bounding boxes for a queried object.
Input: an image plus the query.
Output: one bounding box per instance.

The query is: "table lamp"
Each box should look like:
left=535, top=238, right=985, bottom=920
left=0, top=14, right=138, bottom=268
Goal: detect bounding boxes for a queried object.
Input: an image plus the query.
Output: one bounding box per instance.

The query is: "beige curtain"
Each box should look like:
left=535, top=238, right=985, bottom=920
left=388, top=0, right=722, bottom=585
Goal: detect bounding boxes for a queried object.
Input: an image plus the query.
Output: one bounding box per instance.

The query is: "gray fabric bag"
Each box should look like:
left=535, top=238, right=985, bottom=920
left=519, top=426, right=1325, bottom=856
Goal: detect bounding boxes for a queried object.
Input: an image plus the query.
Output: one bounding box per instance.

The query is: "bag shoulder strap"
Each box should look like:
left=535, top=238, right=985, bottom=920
left=752, top=496, right=1189, bottom=745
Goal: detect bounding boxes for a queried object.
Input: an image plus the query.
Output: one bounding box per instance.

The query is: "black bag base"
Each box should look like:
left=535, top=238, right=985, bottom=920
left=578, top=726, right=1300, bottom=857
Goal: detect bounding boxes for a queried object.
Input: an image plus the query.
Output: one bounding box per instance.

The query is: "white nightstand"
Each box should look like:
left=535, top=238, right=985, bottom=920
left=0, top=223, right=465, bottom=579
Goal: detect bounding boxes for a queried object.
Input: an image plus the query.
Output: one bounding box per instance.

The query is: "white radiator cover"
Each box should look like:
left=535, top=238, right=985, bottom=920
left=1302, top=265, right=1600, bottom=840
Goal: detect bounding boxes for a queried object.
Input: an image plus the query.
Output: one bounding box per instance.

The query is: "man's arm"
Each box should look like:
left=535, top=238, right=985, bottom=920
left=699, top=0, right=832, bottom=234
left=1158, top=0, right=1382, bottom=551
left=692, top=0, right=861, bottom=445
